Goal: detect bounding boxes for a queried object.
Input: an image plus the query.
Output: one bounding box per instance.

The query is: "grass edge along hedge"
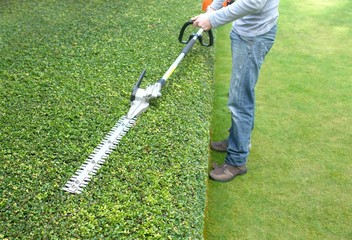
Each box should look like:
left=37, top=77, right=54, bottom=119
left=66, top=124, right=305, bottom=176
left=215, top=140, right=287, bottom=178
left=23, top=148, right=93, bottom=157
left=0, top=0, right=214, bottom=239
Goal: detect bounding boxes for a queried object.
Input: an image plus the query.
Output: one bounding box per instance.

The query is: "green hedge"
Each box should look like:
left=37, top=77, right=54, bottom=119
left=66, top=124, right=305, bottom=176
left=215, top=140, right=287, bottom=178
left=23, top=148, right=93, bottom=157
left=0, top=0, right=214, bottom=239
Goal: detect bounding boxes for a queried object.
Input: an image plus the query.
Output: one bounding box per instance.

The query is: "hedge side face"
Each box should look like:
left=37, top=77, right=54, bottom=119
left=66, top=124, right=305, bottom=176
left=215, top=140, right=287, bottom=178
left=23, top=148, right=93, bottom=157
left=0, top=0, right=214, bottom=239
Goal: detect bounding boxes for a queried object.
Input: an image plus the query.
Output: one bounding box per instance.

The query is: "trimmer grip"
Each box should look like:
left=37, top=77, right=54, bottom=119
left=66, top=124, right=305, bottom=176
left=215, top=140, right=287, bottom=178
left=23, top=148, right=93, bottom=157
left=199, top=29, right=214, bottom=47
left=178, top=20, right=194, bottom=44
left=178, top=20, right=214, bottom=47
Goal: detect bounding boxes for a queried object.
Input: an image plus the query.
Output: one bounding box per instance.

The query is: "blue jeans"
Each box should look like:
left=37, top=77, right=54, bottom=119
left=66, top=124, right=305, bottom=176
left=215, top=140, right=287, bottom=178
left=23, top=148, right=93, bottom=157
left=226, top=25, right=277, bottom=167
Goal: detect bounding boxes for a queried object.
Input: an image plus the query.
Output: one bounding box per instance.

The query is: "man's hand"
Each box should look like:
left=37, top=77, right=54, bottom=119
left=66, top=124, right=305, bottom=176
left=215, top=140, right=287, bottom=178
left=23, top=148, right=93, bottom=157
left=191, top=13, right=212, bottom=31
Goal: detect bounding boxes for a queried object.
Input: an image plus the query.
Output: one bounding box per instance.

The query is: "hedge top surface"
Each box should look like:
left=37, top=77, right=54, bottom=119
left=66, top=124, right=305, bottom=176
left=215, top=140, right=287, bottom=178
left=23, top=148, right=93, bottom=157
left=0, top=0, right=214, bottom=239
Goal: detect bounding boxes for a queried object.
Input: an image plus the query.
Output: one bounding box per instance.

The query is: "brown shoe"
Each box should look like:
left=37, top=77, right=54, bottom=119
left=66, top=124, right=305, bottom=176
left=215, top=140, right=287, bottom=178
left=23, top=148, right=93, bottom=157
left=209, top=163, right=247, bottom=182
left=210, top=140, right=228, bottom=152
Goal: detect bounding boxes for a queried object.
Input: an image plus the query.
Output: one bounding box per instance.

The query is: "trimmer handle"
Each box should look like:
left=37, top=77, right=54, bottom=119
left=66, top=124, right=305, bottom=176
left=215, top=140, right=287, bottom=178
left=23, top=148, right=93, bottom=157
left=130, top=69, right=146, bottom=101
left=178, top=20, right=214, bottom=47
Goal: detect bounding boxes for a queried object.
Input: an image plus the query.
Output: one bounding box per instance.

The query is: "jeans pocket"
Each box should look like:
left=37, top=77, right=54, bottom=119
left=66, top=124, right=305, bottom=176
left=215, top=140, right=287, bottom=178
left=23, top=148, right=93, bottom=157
left=230, top=30, right=254, bottom=45
left=239, top=34, right=254, bottom=45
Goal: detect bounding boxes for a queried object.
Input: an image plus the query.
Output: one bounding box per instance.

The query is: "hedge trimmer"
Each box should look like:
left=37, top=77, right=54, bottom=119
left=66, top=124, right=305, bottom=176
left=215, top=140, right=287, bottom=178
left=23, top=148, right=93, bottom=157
left=63, top=20, right=214, bottom=194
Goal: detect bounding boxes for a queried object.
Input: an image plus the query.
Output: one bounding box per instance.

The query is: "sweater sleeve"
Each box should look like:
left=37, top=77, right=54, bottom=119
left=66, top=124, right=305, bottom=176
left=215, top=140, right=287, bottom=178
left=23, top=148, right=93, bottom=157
left=209, top=0, right=268, bottom=28
left=209, top=0, right=225, bottom=10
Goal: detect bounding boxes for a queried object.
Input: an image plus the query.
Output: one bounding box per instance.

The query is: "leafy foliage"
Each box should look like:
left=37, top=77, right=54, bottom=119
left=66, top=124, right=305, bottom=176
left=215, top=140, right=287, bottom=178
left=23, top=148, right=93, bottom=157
left=0, top=0, right=213, bottom=238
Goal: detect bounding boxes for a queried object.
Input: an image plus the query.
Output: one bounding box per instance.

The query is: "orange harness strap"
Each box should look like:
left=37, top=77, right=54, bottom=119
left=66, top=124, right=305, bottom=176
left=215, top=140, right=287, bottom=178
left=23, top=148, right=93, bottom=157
left=202, top=0, right=234, bottom=12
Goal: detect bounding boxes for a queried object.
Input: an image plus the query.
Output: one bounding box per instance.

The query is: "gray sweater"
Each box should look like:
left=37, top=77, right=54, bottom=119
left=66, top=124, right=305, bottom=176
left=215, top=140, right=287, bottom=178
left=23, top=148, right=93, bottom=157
left=208, top=0, right=279, bottom=37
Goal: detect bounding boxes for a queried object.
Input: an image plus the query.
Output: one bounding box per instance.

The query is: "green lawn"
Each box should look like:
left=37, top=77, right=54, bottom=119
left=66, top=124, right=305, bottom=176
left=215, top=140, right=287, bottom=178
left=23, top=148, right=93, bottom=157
left=205, top=0, right=352, bottom=239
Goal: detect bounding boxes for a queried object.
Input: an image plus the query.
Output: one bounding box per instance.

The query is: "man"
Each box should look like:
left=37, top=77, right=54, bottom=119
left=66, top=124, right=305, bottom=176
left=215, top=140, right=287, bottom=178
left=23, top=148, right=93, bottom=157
left=192, top=0, right=279, bottom=182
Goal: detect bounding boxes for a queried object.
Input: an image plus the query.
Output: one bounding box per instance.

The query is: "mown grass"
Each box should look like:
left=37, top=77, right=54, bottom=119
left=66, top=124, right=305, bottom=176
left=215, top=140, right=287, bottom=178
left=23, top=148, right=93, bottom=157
left=205, top=0, right=351, bottom=239
left=0, top=0, right=214, bottom=238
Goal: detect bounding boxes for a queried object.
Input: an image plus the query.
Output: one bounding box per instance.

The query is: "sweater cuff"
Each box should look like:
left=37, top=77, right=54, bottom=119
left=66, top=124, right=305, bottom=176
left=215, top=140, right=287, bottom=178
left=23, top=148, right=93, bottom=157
left=209, top=12, right=221, bottom=29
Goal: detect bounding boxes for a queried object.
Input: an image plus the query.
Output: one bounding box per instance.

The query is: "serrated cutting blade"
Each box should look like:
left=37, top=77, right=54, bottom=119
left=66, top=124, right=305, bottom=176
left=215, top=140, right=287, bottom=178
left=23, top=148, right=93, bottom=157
left=63, top=115, right=136, bottom=194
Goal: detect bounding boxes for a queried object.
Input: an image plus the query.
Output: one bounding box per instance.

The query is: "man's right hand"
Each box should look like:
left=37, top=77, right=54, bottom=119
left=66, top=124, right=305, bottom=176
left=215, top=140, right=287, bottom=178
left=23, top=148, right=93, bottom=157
left=191, top=13, right=212, bottom=31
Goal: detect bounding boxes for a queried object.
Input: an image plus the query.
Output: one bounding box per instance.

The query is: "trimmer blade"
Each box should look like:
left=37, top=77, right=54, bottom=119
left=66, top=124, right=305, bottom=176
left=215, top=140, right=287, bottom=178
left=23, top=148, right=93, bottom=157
left=63, top=116, right=136, bottom=194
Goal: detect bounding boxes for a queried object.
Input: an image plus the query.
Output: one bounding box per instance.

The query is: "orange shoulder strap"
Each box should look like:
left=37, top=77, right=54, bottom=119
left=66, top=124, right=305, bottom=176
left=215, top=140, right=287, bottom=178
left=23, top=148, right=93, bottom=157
left=202, top=0, right=233, bottom=12
left=202, top=0, right=213, bottom=12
